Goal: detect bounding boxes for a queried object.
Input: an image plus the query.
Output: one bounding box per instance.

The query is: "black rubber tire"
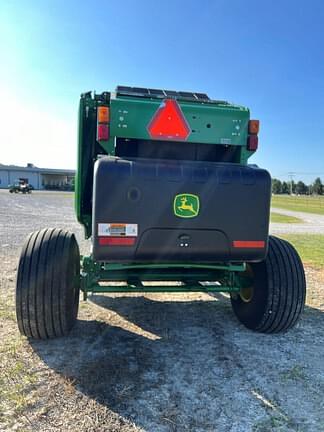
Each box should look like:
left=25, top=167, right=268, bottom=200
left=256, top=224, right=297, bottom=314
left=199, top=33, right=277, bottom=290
left=16, top=228, right=80, bottom=339
left=231, top=236, right=306, bottom=333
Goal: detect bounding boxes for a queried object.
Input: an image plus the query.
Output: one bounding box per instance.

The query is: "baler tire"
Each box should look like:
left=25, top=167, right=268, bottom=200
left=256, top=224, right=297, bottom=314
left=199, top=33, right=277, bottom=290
left=16, top=228, right=80, bottom=339
left=230, top=235, right=306, bottom=333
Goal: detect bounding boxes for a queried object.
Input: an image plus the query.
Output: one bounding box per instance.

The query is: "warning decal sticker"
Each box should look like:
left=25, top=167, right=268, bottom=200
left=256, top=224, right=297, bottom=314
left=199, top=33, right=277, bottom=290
left=98, top=223, right=138, bottom=237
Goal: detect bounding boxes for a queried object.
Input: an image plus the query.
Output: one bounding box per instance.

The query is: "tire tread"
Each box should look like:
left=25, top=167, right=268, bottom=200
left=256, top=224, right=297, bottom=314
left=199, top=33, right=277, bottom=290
left=231, top=235, right=306, bottom=333
left=16, top=228, right=80, bottom=339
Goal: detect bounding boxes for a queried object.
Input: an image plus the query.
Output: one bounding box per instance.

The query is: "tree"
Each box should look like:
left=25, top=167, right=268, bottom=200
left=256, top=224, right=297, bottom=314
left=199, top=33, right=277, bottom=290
left=313, top=177, right=323, bottom=195
left=296, top=181, right=307, bottom=195
left=272, top=178, right=282, bottom=194
left=281, top=181, right=289, bottom=194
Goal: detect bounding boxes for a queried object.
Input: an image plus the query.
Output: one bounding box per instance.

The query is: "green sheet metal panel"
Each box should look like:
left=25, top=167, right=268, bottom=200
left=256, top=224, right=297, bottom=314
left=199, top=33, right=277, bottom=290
left=110, top=95, right=250, bottom=146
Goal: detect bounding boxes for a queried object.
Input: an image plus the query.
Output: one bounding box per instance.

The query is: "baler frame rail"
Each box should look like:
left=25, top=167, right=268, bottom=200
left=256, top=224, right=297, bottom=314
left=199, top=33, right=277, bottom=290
left=80, top=257, right=248, bottom=299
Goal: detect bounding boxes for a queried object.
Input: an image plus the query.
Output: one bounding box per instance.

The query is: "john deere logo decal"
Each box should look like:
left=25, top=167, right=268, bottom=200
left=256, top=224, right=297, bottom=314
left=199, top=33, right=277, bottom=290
left=174, top=194, right=200, bottom=218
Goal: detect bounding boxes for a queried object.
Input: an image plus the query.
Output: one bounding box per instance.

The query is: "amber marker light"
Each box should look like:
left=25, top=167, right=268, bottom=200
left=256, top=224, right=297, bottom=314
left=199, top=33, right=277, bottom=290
left=248, top=120, right=260, bottom=134
left=98, top=106, right=110, bottom=123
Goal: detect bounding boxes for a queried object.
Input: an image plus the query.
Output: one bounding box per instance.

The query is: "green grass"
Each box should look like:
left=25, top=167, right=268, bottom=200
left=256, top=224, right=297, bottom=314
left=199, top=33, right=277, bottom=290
left=281, top=234, right=324, bottom=269
left=270, top=212, right=303, bottom=223
left=271, top=195, right=324, bottom=215
left=0, top=337, right=37, bottom=422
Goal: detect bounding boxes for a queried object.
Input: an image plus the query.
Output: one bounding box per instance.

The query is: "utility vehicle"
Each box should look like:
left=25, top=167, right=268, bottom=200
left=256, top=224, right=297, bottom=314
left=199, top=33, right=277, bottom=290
left=9, top=179, right=33, bottom=193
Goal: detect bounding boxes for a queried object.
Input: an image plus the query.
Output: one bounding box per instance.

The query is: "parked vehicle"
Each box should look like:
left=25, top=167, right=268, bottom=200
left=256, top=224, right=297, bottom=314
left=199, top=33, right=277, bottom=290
left=15, top=86, right=306, bottom=339
left=9, top=180, right=33, bottom=193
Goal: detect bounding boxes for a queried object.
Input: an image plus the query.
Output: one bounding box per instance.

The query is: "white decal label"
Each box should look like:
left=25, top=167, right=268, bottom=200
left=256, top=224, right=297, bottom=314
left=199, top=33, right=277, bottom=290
left=98, top=223, right=138, bottom=237
left=220, top=138, right=232, bottom=144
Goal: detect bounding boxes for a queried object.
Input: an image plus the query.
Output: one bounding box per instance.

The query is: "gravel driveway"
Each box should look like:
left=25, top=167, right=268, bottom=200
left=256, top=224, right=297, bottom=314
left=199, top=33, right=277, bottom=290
left=270, top=207, right=324, bottom=235
left=0, top=190, right=323, bottom=431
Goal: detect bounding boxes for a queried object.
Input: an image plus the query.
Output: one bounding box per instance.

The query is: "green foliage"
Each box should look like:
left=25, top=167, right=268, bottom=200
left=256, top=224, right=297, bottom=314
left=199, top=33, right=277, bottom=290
left=272, top=177, right=323, bottom=195
left=272, top=178, right=282, bottom=194
left=281, top=181, right=289, bottom=194
left=296, top=180, right=307, bottom=195
left=313, top=177, right=323, bottom=195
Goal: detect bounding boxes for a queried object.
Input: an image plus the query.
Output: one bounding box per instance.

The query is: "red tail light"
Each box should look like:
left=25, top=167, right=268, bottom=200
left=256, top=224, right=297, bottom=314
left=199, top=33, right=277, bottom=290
left=97, top=124, right=109, bottom=141
left=247, top=119, right=260, bottom=151
left=97, top=105, right=110, bottom=142
left=247, top=135, right=258, bottom=151
left=147, top=99, right=191, bottom=141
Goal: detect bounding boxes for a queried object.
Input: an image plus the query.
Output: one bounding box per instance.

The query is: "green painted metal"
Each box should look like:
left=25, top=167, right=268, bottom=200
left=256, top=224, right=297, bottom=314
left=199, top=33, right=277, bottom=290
left=83, top=284, right=240, bottom=295
left=110, top=95, right=249, bottom=147
left=75, top=96, right=84, bottom=227
left=101, top=262, right=246, bottom=272
left=75, top=88, right=255, bottom=246
left=75, top=95, right=98, bottom=237
left=80, top=256, right=247, bottom=299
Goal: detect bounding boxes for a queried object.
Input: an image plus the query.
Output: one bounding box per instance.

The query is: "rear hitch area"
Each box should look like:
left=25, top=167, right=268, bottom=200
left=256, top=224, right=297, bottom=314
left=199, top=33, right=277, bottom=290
left=80, top=256, right=248, bottom=300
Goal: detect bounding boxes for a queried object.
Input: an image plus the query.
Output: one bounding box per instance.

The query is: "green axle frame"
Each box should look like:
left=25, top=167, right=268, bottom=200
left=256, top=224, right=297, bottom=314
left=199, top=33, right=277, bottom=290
left=80, top=258, right=250, bottom=300
left=76, top=91, right=254, bottom=298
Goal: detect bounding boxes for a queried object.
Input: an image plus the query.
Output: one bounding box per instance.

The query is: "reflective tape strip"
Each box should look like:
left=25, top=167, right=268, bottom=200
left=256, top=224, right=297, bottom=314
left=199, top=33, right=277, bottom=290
left=99, top=237, right=136, bottom=246
left=233, top=240, right=265, bottom=248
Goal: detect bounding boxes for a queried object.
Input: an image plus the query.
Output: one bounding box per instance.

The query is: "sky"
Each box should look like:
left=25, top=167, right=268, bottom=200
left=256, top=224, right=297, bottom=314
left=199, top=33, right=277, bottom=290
left=0, top=0, right=324, bottom=182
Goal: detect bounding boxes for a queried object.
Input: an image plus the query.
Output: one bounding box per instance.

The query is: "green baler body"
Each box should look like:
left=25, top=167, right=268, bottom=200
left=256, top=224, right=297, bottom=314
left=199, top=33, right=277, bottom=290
left=75, top=88, right=254, bottom=237
left=75, top=86, right=265, bottom=297
left=109, top=96, right=249, bottom=146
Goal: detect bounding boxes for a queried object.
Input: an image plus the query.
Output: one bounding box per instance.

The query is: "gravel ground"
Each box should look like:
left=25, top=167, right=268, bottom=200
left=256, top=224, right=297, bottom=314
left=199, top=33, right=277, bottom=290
left=270, top=207, right=324, bottom=235
left=0, top=190, right=323, bottom=432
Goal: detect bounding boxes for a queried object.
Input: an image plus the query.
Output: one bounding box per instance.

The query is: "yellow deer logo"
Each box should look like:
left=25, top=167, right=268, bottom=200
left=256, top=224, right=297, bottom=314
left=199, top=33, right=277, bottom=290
left=178, top=196, right=194, bottom=213
left=173, top=194, right=200, bottom=218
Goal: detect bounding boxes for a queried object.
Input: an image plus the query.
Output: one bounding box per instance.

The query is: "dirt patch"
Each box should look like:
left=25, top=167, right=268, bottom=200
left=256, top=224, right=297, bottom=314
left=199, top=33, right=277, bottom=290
left=1, top=252, right=324, bottom=431
left=1, top=190, right=324, bottom=431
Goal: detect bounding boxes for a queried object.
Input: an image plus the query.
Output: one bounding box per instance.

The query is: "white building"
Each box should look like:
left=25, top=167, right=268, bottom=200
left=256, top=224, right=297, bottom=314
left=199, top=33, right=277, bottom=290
left=0, top=163, right=75, bottom=190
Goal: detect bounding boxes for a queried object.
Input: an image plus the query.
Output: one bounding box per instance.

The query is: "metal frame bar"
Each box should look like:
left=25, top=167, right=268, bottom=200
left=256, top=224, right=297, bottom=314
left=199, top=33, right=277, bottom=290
left=80, top=256, right=247, bottom=300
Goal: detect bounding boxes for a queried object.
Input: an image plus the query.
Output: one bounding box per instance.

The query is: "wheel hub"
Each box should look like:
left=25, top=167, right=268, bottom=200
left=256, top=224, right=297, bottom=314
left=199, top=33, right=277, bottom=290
left=239, top=285, right=254, bottom=303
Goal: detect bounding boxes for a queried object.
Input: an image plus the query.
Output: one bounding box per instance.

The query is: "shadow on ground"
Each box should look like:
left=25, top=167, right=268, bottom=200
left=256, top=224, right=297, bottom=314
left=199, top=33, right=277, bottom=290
left=30, top=294, right=324, bottom=431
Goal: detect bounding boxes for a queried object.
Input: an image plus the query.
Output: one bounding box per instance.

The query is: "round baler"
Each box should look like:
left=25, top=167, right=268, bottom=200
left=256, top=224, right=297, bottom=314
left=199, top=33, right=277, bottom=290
left=16, top=86, right=306, bottom=338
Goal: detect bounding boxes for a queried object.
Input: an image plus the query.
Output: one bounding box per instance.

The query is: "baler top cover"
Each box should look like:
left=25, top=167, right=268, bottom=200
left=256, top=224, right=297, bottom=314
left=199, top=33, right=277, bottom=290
left=116, top=85, right=222, bottom=103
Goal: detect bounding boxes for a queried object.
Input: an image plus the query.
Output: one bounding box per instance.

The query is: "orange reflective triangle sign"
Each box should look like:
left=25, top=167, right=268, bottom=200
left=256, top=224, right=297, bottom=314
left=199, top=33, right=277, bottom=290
left=147, top=99, right=191, bottom=141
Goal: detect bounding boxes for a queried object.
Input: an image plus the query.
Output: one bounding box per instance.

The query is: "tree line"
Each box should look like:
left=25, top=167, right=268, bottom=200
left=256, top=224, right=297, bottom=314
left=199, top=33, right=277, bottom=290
left=272, top=177, right=323, bottom=195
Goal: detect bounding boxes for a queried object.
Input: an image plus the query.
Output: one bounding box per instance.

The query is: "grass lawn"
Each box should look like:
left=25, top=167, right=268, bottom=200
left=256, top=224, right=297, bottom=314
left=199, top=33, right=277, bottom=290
left=280, top=234, right=324, bottom=269
left=271, top=195, right=324, bottom=215
left=270, top=212, right=303, bottom=223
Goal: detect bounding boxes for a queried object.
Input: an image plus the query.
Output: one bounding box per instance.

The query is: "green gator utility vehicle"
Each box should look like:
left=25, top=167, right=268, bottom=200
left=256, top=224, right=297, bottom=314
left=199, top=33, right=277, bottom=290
left=9, top=179, right=33, bottom=194
left=16, top=86, right=306, bottom=339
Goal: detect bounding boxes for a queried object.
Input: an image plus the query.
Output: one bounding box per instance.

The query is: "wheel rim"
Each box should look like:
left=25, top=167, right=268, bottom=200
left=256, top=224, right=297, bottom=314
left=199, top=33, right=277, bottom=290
left=238, top=265, right=254, bottom=303
left=239, top=285, right=254, bottom=303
